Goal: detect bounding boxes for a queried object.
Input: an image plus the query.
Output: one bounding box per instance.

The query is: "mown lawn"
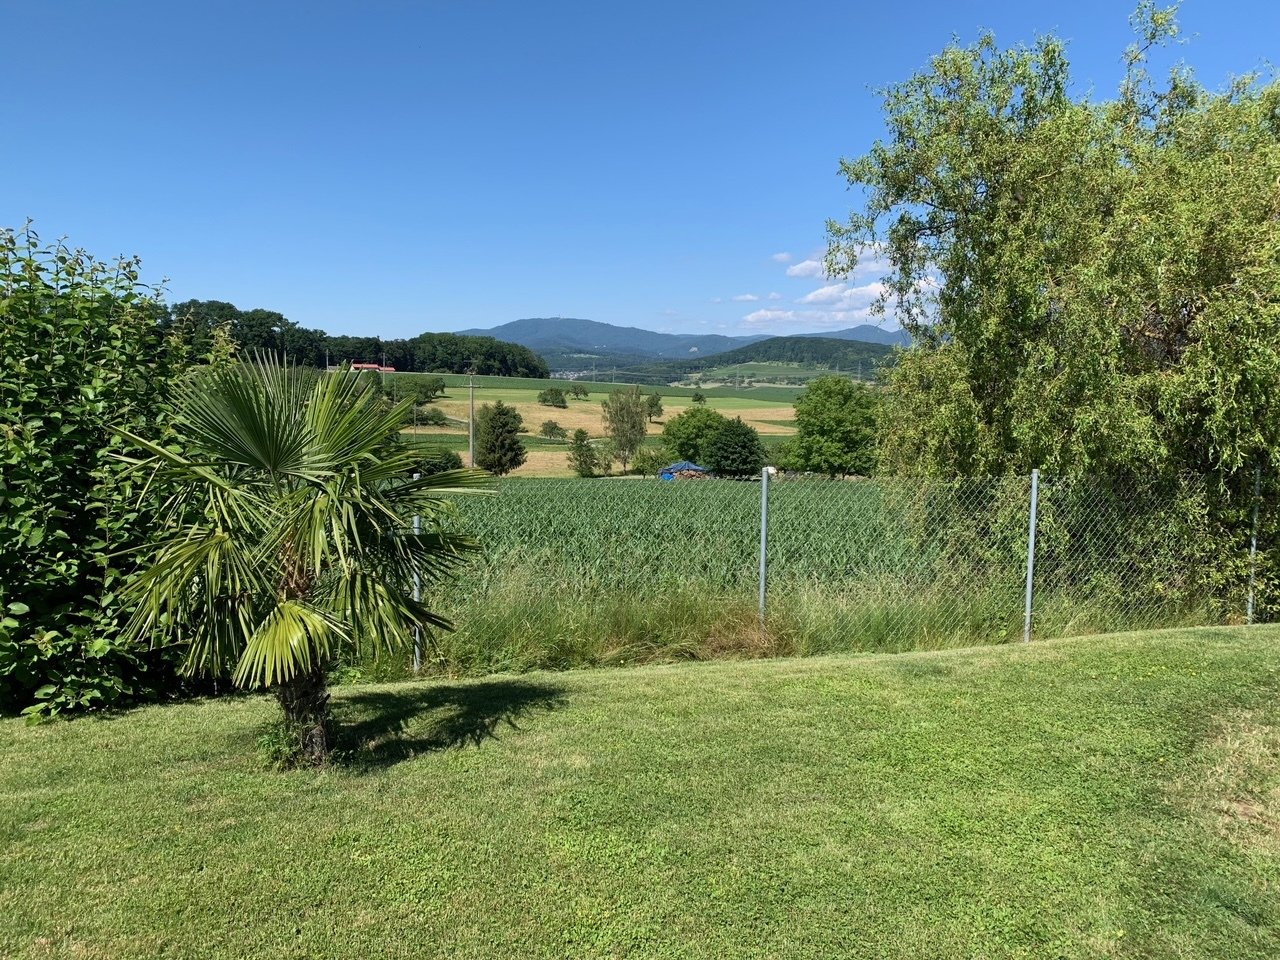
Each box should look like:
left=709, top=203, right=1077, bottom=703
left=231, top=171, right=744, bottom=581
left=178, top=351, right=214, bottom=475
left=2, top=627, right=1279, bottom=959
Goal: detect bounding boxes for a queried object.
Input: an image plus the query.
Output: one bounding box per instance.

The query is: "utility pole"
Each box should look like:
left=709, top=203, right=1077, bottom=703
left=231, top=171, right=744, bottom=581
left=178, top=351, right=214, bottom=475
left=468, top=369, right=476, bottom=468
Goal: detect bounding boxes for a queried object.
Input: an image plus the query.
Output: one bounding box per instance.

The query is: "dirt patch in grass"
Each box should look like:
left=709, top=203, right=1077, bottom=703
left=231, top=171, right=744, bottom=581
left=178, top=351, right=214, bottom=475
left=1189, top=711, right=1280, bottom=855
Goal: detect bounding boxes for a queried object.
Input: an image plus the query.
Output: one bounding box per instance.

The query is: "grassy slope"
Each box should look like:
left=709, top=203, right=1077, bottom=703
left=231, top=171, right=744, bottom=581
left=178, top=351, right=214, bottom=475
left=3, top=627, right=1279, bottom=959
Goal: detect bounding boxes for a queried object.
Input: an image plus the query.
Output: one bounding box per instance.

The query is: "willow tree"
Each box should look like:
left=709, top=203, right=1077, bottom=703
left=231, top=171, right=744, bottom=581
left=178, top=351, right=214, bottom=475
left=828, top=4, right=1280, bottom=486
left=118, top=358, right=489, bottom=763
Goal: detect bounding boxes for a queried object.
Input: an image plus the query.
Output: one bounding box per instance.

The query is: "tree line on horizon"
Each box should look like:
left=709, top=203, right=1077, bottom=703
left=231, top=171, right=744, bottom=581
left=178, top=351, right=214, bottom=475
left=162, top=299, right=551, bottom=378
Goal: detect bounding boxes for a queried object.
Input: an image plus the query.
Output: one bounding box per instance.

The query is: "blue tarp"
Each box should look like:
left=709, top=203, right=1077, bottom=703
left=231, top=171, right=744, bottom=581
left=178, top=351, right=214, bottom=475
left=659, top=460, right=708, bottom=480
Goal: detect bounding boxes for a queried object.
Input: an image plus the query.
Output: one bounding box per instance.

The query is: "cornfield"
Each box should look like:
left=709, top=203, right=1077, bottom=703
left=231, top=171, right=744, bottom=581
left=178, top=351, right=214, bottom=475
left=370, top=474, right=1237, bottom=680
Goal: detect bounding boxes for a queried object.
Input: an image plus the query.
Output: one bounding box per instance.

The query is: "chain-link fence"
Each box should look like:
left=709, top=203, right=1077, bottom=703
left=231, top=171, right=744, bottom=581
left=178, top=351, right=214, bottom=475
left=406, top=473, right=1275, bottom=676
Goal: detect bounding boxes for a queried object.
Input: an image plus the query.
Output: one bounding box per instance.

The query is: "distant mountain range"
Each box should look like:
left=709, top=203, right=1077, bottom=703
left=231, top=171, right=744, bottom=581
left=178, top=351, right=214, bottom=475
left=457, top=317, right=908, bottom=370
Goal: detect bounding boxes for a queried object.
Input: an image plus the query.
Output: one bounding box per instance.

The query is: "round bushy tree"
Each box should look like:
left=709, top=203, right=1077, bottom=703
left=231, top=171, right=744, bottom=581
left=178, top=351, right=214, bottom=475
left=418, top=407, right=449, bottom=427
left=662, top=406, right=728, bottom=464
left=704, top=417, right=766, bottom=478
left=539, top=420, right=568, bottom=440
left=414, top=447, right=464, bottom=475
left=781, top=376, right=878, bottom=477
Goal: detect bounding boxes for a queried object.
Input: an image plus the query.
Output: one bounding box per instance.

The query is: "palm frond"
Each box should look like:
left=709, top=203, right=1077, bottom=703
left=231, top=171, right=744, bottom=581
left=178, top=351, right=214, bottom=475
left=234, top=600, right=349, bottom=688
left=118, top=355, right=485, bottom=687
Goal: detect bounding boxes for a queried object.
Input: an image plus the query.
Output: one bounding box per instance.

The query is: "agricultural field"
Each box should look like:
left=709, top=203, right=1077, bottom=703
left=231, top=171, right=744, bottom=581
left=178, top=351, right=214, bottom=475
left=4, top=627, right=1279, bottom=959
left=682, top=360, right=875, bottom=386
left=367, top=477, right=1210, bottom=680
left=394, top=373, right=800, bottom=477
left=427, top=373, right=806, bottom=403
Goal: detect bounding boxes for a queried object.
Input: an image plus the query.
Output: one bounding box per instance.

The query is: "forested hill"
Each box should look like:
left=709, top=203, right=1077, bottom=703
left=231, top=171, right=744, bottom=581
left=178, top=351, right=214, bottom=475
left=624, top=335, right=896, bottom=378
left=164, top=300, right=550, bottom=377
left=457, top=317, right=767, bottom=368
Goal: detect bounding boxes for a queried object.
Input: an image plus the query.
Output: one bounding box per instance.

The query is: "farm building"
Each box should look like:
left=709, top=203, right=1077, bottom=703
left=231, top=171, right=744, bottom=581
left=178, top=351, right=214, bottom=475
left=660, top=461, right=708, bottom=481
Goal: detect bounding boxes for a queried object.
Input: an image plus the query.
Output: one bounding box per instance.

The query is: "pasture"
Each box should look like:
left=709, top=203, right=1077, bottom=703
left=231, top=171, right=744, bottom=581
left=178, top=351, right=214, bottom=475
left=687, top=360, right=873, bottom=386
left=3, top=627, right=1278, bottom=959
left=395, top=374, right=800, bottom=477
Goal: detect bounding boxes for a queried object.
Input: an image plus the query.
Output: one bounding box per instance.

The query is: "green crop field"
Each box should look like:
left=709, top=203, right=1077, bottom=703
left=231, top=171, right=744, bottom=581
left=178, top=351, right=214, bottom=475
left=691, top=361, right=874, bottom=385
left=4, top=627, right=1279, bottom=959
left=368, top=477, right=1212, bottom=680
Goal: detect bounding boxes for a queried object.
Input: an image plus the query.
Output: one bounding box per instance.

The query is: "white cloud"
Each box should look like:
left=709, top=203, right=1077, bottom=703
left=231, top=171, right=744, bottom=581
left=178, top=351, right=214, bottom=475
left=741, top=308, right=799, bottom=326
left=710, top=297, right=723, bottom=303
left=796, top=281, right=886, bottom=308
left=732, top=293, right=759, bottom=302
left=796, top=283, right=847, bottom=305
left=785, top=258, right=829, bottom=279
left=767, top=291, right=781, bottom=300
left=741, top=301, right=894, bottom=333
left=782, top=244, right=891, bottom=283
left=771, top=252, right=792, bottom=263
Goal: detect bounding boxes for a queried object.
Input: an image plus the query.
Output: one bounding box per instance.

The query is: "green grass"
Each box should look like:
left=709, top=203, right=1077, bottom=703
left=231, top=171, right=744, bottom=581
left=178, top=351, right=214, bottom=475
left=691, top=361, right=874, bottom=384
left=3, top=627, right=1279, bottom=958
left=425, top=373, right=804, bottom=403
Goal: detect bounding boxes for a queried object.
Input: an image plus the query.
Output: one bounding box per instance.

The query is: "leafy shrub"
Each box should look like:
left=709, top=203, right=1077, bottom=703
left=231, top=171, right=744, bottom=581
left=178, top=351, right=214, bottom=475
left=256, top=717, right=312, bottom=771
left=0, top=226, right=196, bottom=718
left=632, top=446, right=667, bottom=476
left=417, top=406, right=449, bottom=427
left=537, top=387, right=568, bottom=408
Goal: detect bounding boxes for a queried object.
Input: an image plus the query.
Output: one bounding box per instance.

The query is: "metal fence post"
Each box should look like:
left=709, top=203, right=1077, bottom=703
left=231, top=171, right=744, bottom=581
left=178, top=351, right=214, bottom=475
left=1247, top=464, right=1261, bottom=625
left=412, top=472, right=423, bottom=673
left=758, top=466, right=770, bottom=622
left=1023, top=468, right=1040, bottom=643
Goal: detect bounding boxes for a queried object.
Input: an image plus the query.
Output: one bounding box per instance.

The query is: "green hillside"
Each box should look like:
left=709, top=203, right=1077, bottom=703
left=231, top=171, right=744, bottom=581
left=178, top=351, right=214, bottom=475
left=624, top=335, right=896, bottom=382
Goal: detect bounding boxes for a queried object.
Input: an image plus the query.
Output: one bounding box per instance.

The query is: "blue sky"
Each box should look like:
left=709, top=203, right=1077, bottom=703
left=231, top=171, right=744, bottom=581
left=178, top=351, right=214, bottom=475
left=5, top=1, right=1277, bottom=339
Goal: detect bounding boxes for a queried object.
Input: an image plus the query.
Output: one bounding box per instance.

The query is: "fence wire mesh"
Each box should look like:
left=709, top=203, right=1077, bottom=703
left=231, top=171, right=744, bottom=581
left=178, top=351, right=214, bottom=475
left=406, top=473, right=1274, bottom=677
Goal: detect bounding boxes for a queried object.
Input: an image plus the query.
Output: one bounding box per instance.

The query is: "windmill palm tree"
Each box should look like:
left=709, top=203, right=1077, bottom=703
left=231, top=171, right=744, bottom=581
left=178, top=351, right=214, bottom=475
left=116, top=356, right=489, bottom=763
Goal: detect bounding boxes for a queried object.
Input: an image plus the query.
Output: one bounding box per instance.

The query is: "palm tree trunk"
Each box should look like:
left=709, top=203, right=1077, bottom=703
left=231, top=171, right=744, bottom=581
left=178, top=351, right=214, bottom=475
left=274, top=665, right=331, bottom=764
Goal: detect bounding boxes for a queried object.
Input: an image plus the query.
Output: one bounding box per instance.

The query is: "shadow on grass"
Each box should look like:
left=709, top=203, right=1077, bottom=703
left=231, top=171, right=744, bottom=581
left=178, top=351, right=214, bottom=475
left=334, top=678, right=566, bottom=771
